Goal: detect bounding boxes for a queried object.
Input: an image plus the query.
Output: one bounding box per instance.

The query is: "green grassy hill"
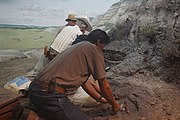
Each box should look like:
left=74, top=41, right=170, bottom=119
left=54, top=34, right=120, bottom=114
left=0, top=25, right=57, bottom=50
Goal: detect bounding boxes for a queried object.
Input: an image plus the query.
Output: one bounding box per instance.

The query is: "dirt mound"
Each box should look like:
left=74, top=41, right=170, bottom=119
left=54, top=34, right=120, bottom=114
left=83, top=69, right=180, bottom=120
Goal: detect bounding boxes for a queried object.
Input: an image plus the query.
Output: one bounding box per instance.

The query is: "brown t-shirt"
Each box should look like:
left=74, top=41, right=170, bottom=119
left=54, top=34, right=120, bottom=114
left=35, top=41, right=106, bottom=92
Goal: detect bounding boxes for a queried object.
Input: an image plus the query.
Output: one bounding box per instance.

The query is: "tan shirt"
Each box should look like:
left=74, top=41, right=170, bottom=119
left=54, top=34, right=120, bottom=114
left=36, top=41, right=106, bottom=92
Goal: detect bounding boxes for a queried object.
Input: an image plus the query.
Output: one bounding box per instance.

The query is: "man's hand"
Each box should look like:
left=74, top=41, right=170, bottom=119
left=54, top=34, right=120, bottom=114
left=98, top=78, right=123, bottom=112
left=98, top=96, right=108, bottom=103
left=112, top=101, right=121, bottom=112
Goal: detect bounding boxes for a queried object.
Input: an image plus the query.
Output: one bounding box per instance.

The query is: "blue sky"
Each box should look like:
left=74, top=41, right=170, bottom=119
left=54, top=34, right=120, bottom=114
left=0, top=0, right=120, bottom=26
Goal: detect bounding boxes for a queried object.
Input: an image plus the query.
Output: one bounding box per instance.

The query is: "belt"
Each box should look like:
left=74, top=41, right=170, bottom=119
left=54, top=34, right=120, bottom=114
left=41, top=81, right=66, bottom=94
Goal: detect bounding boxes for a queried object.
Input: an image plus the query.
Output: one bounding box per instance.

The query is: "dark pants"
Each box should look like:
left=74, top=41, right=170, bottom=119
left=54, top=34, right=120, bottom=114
left=28, top=81, right=90, bottom=120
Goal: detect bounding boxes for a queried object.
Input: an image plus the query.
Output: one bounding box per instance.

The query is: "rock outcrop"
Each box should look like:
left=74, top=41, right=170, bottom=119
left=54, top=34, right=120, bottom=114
left=92, top=0, right=180, bottom=80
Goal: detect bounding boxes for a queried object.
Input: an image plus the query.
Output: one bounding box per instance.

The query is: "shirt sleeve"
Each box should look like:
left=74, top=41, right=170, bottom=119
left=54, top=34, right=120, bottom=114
left=85, top=45, right=106, bottom=80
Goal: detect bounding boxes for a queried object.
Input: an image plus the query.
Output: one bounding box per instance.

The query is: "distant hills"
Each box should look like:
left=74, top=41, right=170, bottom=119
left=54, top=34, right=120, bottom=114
left=0, top=24, right=58, bottom=29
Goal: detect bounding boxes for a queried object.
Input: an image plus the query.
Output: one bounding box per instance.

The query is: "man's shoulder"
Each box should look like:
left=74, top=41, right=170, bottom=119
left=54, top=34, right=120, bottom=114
left=78, top=41, right=92, bottom=46
left=62, top=25, right=82, bottom=33
left=77, top=41, right=98, bottom=50
left=65, top=25, right=79, bottom=29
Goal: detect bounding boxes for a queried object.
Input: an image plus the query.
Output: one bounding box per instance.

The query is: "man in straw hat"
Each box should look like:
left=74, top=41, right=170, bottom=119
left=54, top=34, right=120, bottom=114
left=46, top=13, right=82, bottom=59
left=55, top=14, right=79, bottom=37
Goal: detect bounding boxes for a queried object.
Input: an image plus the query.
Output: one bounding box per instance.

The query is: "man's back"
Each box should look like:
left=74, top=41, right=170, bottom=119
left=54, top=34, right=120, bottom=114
left=36, top=41, right=106, bottom=92
left=50, top=25, right=82, bottom=53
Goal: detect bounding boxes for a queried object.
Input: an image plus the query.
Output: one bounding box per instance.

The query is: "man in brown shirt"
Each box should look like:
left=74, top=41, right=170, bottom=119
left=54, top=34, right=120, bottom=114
left=28, top=29, right=121, bottom=120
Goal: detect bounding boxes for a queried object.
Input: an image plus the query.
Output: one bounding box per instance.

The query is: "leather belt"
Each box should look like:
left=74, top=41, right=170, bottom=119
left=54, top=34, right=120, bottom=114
left=41, top=81, right=66, bottom=94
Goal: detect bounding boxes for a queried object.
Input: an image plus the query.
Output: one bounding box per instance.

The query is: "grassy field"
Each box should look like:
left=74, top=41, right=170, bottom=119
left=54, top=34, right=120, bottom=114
left=0, top=28, right=57, bottom=50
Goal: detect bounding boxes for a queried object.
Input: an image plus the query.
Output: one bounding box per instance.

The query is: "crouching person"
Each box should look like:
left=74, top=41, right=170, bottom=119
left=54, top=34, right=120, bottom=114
left=28, top=29, right=121, bottom=120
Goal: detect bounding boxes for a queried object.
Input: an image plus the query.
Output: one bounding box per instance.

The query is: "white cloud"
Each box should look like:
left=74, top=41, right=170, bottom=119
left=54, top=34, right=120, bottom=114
left=0, top=0, right=120, bottom=26
left=19, top=4, right=44, bottom=11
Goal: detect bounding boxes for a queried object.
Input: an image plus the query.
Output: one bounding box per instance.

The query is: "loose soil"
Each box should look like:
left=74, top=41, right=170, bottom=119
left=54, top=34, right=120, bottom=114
left=0, top=56, right=179, bottom=120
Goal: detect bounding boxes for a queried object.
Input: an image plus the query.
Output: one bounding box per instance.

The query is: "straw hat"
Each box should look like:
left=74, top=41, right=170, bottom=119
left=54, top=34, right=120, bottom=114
left=77, top=16, right=92, bottom=32
left=65, top=14, right=77, bottom=21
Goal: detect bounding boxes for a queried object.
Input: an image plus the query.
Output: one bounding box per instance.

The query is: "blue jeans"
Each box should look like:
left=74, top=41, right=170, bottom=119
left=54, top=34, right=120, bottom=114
left=28, top=81, right=90, bottom=120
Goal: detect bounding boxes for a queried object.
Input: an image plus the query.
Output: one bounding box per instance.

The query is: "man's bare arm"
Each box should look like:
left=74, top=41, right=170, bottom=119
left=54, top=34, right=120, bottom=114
left=98, top=77, right=120, bottom=111
left=82, top=80, right=107, bottom=103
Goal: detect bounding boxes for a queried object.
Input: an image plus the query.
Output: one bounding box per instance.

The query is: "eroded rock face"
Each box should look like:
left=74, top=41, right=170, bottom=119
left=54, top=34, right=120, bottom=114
left=92, top=0, right=180, bottom=77
left=90, top=1, right=180, bottom=119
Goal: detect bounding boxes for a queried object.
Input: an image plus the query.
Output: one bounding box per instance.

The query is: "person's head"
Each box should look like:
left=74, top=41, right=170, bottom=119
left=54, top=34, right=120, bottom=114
left=77, top=21, right=87, bottom=34
left=77, top=17, right=92, bottom=33
left=87, top=29, right=110, bottom=50
left=65, top=14, right=77, bottom=26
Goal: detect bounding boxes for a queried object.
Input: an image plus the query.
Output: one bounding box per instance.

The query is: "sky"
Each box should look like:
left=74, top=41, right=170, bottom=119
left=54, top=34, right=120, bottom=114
left=0, top=0, right=120, bottom=26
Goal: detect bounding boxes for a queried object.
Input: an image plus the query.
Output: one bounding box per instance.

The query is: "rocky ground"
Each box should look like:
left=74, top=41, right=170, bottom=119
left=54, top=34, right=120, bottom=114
left=0, top=57, right=38, bottom=86
left=0, top=52, right=179, bottom=120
